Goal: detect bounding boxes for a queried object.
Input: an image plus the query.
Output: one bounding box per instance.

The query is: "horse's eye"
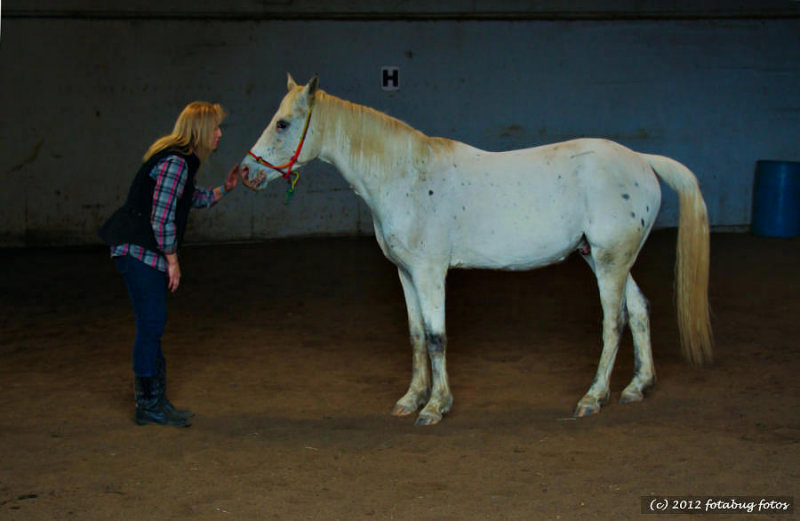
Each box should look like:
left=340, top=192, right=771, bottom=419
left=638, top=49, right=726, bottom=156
left=276, top=120, right=289, bottom=131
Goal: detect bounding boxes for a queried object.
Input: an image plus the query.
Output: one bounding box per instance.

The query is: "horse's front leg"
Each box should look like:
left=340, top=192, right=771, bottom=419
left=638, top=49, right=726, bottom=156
left=417, top=330, right=452, bottom=426
left=392, top=268, right=431, bottom=417
left=407, top=264, right=451, bottom=426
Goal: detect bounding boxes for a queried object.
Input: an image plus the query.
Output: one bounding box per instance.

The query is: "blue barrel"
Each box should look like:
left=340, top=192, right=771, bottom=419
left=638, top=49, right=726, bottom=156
left=752, top=160, right=800, bottom=238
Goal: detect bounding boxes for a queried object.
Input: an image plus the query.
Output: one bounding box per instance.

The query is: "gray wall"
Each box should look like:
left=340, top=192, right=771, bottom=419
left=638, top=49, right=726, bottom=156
left=2, top=2, right=799, bottom=247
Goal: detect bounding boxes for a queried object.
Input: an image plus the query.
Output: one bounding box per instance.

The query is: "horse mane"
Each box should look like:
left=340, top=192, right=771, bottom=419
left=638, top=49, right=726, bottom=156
left=315, top=90, right=455, bottom=176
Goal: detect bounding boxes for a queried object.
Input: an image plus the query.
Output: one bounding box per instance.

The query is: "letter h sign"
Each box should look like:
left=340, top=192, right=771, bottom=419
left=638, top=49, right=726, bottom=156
left=381, top=66, right=400, bottom=91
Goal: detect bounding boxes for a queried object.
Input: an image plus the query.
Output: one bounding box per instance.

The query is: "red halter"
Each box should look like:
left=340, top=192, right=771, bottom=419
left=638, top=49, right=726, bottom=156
left=247, top=97, right=315, bottom=193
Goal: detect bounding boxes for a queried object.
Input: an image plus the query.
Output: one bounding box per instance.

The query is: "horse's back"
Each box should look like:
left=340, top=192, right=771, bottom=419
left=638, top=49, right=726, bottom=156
left=430, top=139, right=660, bottom=269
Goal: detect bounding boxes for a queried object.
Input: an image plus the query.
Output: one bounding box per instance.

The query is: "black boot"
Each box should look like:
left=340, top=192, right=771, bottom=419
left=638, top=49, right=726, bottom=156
left=158, top=356, right=194, bottom=419
left=134, top=376, right=191, bottom=427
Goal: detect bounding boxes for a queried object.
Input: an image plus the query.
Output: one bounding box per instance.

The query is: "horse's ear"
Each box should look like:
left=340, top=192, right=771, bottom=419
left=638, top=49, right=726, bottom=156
left=307, top=75, right=319, bottom=96
left=298, top=75, right=319, bottom=109
left=287, top=73, right=298, bottom=91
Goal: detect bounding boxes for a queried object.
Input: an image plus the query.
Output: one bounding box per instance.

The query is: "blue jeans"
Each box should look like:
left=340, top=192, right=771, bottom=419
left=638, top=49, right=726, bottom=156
left=114, top=255, right=167, bottom=377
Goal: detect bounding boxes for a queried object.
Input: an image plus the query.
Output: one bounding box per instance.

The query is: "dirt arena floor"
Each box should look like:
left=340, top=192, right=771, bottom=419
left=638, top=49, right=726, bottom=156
left=1, top=229, right=798, bottom=520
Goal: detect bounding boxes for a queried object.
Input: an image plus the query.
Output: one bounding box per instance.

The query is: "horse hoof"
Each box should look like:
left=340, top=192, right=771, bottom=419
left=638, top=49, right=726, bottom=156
left=573, top=405, right=599, bottom=418
left=415, top=413, right=442, bottom=426
left=621, top=378, right=655, bottom=404
left=574, top=396, right=603, bottom=417
left=619, top=389, right=644, bottom=404
left=391, top=403, right=416, bottom=417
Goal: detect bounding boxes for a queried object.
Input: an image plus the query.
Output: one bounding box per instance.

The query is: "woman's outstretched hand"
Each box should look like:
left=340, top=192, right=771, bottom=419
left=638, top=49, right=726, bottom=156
left=223, top=164, right=241, bottom=192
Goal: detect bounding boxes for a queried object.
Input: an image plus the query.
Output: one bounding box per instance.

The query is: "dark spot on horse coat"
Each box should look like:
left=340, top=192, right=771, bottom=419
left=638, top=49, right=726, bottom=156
left=426, top=332, right=446, bottom=354
left=621, top=193, right=630, bottom=200
left=429, top=190, right=434, bottom=196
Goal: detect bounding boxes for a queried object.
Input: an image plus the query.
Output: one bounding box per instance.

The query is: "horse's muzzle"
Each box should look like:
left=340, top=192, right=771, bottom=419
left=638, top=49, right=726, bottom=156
left=240, top=158, right=272, bottom=191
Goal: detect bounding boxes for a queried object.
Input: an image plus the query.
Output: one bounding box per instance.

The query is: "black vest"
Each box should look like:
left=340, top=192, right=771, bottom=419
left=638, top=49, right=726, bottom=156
left=98, top=149, right=200, bottom=252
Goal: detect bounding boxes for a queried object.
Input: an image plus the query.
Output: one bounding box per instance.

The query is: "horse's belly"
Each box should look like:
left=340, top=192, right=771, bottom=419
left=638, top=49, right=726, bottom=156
left=449, top=218, right=583, bottom=270
left=451, top=248, right=575, bottom=271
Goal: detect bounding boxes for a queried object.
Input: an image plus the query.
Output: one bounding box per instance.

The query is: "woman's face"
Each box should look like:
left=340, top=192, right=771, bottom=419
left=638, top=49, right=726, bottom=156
left=211, top=126, right=222, bottom=151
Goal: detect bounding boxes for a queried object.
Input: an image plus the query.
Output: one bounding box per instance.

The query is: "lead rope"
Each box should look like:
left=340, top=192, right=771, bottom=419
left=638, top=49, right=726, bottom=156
left=284, top=171, right=300, bottom=204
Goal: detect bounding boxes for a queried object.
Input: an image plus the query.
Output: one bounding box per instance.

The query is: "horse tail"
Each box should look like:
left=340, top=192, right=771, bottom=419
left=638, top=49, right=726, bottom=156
left=644, top=153, right=713, bottom=367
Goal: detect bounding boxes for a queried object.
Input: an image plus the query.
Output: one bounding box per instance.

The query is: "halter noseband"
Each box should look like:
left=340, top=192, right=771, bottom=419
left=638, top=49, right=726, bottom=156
left=247, top=97, right=315, bottom=195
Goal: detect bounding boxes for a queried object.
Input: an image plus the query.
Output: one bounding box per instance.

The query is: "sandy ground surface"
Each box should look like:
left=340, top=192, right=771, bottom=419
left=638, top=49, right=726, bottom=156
left=1, top=229, right=798, bottom=520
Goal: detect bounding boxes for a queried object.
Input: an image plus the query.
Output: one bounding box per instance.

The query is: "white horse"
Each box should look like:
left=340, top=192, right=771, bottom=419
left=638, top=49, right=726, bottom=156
left=241, top=74, right=713, bottom=426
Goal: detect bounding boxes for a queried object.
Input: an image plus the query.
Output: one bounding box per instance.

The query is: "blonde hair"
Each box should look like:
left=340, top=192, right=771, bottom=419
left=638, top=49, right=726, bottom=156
left=143, top=101, right=226, bottom=162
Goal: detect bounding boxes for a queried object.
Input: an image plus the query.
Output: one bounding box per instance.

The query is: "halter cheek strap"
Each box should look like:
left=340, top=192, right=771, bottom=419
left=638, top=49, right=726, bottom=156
left=247, top=97, right=315, bottom=198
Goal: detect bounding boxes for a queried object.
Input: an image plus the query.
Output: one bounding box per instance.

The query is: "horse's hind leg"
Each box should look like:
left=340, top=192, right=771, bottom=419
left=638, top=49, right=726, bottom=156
left=620, top=276, right=656, bottom=403
left=575, top=249, right=629, bottom=417
left=392, top=268, right=431, bottom=417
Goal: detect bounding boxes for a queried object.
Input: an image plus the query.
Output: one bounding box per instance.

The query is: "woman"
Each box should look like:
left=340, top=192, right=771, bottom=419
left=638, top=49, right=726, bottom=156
left=99, top=101, right=243, bottom=427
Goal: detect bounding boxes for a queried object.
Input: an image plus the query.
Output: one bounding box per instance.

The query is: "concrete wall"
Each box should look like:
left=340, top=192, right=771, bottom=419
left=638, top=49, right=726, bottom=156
left=2, top=3, right=799, bottom=246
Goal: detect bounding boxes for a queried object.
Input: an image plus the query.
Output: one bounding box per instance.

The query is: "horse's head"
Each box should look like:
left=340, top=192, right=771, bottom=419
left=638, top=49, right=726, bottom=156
left=241, top=74, right=320, bottom=190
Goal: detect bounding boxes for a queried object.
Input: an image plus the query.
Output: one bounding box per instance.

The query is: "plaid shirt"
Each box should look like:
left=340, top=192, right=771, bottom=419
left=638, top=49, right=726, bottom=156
left=111, top=155, right=218, bottom=272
